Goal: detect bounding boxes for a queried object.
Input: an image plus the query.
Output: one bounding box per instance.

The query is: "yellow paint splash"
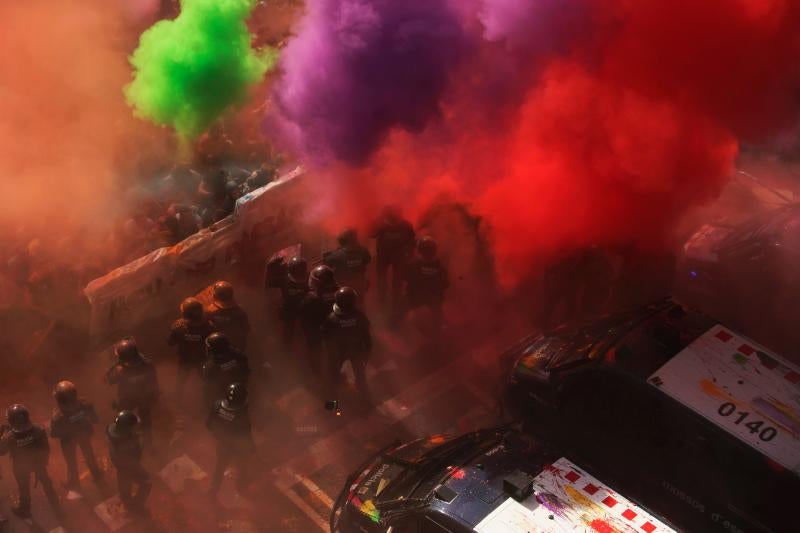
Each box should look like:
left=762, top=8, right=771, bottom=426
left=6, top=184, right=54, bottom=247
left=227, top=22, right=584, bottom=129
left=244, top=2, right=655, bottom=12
left=700, top=379, right=739, bottom=405
left=564, top=485, right=601, bottom=511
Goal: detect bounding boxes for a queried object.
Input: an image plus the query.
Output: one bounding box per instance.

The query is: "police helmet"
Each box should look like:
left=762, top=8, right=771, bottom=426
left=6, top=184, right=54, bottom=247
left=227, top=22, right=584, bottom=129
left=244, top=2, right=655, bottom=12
left=287, top=256, right=308, bottom=281
left=337, top=229, right=357, bottom=247
left=335, top=287, right=358, bottom=314
left=417, top=236, right=438, bottom=259
left=180, top=297, right=204, bottom=322
left=205, top=332, right=230, bottom=355
left=113, top=410, right=139, bottom=436
left=53, top=381, right=78, bottom=407
left=114, top=338, right=142, bottom=367
left=6, top=404, right=32, bottom=433
left=212, top=281, right=235, bottom=309
left=309, top=265, right=336, bottom=291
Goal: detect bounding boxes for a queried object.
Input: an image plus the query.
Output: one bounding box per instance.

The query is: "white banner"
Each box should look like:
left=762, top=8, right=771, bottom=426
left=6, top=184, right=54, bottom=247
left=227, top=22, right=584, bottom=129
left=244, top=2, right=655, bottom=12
left=83, top=168, right=307, bottom=342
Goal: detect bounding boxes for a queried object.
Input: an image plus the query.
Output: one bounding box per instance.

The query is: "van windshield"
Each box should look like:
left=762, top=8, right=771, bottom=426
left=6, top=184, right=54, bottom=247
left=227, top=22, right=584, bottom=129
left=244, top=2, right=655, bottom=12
left=379, top=431, right=502, bottom=503
left=546, top=307, right=659, bottom=370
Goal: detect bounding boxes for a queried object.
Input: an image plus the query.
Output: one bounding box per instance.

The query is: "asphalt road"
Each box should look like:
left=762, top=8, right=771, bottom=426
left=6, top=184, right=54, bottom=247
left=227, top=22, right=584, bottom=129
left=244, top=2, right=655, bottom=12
left=0, top=287, right=524, bottom=533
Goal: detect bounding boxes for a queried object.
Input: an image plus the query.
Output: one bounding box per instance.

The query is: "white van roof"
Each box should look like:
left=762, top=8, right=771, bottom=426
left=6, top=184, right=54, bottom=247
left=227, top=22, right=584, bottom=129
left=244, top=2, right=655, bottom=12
left=649, top=324, right=800, bottom=474
left=475, top=457, right=675, bottom=532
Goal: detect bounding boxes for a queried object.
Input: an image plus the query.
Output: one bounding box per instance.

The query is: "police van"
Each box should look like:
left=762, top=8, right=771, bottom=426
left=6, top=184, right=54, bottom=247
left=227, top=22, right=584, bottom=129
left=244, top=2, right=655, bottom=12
left=502, top=300, right=800, bottom=533
left=331, top=426, right=676, bottom=533
left=676, top=204, right=800, bottom=357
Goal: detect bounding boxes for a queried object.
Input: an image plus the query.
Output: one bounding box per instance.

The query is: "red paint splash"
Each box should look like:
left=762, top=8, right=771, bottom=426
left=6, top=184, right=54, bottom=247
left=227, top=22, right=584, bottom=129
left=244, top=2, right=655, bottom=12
left=590, top=518, right=617, bottom=533
left=450, top=467, right=467, bottom=480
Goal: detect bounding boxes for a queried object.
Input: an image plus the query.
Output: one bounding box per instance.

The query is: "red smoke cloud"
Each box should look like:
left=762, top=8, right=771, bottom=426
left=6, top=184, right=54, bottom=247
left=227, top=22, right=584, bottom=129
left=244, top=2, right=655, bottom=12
left=479, top=61, right=738, bottom=283
left=291, top=0, right=800, bottom=287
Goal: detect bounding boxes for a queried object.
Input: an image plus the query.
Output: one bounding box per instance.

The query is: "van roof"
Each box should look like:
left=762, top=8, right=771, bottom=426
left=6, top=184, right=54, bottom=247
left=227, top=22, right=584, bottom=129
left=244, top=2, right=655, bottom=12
left=648, top=324, right=800, bottom=475
left=512, top=301, right=800, bottom=475
left=473, top=457, right=675, bottom=533
left=395, top=430, right=675, bottom=532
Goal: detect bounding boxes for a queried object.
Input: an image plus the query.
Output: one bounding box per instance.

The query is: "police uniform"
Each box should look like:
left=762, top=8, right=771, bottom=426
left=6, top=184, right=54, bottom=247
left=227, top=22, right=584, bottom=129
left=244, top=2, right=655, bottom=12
left=278, top=274, right=309, bottom=344
left=577, top=247, right=614, bottom=318
left=301, top=285, right=339, bottom=373
left=202, top=349, right=250, bottom=400
left=541, top=253, right=582, bottom=330
left=207, top=303, right=251, bottom=350
left=206, top=400, right=254, bottom=494
left=323, top=246, right=372, bottom=302
left=403, top=256, right=449, bottom=328
left=168, top=317, right=214, bottom=396
left=322, top=306, right=372, bottom=402
left=0, top=426, right=59, bottom=516
left=106, top=360, right=159, bottom=432
left=106, top=424, right=150, bottom=511
left=50, top=400, right=102, bottom=489
left=372, top=218, right=415, bottom=305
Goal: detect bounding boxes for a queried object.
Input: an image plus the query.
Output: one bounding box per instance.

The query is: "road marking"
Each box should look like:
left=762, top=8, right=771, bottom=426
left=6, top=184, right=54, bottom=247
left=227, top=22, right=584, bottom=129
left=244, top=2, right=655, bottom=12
left=343, top=358, right=399, bottom=381
left=292, top=470, right=335, bottom=509
left=272, top=357, right=503, bottom=527
left=275, top=483, right=329, bottom=532
left=94, top=495, right=131, bottom=531
left=265, top=386, right=325, bottom=443
left=272, top=359, right=464, bottom=487
left=375, top=396, right=410, bottom=419
left=158, top=454, right=208, bottom=494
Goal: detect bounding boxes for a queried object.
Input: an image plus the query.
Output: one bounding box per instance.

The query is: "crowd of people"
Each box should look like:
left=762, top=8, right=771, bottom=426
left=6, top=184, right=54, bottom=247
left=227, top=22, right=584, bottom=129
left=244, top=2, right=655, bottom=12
left=540, top=245, right=677, bottom=330
left=1, top=120, right=281, bottom=315
left=0, top=205, right=451, bottom=521
left=120, top=161, right=278, bottom=263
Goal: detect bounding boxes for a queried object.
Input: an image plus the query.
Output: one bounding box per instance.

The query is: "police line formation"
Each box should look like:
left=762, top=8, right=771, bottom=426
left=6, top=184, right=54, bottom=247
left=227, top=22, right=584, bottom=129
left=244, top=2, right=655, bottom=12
left=0, top=206, right=449, bottom=520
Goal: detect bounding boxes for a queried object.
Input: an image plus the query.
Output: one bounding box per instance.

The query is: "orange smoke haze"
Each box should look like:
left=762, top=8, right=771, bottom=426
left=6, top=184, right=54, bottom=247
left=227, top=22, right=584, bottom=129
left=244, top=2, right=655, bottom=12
left=0, top=0, right=171, bottom=262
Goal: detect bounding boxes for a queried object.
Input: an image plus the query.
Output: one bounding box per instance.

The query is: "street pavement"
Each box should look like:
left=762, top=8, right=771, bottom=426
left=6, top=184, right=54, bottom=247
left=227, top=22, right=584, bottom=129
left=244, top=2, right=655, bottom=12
left=0, top=293, right=524, bottom=532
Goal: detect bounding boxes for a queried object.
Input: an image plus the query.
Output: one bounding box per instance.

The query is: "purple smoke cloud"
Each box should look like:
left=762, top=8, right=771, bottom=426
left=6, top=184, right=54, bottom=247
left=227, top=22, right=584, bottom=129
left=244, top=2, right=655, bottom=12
left=481, top=0, right=595, bottom=53
left=271, top=0, right=469, bottom=165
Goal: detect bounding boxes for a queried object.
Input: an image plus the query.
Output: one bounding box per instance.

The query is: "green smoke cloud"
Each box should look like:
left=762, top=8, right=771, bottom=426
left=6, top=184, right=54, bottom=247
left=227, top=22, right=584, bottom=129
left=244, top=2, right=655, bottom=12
left=125, top=0, right=275, bottom=140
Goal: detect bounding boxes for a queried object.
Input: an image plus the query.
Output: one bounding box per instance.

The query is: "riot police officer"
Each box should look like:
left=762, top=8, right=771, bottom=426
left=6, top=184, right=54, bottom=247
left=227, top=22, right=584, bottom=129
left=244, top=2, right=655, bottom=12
left=371, top=206, right=415, bottom=307
left=402, top=236, right=449, bottom=330
left=168, top=297, right=214, bottom=401
left=300, top=265, right=340, bottom=373
left=106, top=411, right=150, bottom=514
left=202, top=333, right=250, bottom=405
left=323, top=229, right=372, bottom=303
left=576, top=246, right=615, bottom=319
left=206, top=281, right=251, bottom=350
left=322, top=287, right=372, bottom=405
left=105, top=339, right=159, bottom=435
left=541, top=251, right=582, bottom=330
left=0, top=404, right=60, bottom=519
left=206, top=383, right=254, bottom=496
left=266, top=256, right=309, bottom=345
left=50, top=381, right=102, bottom=492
